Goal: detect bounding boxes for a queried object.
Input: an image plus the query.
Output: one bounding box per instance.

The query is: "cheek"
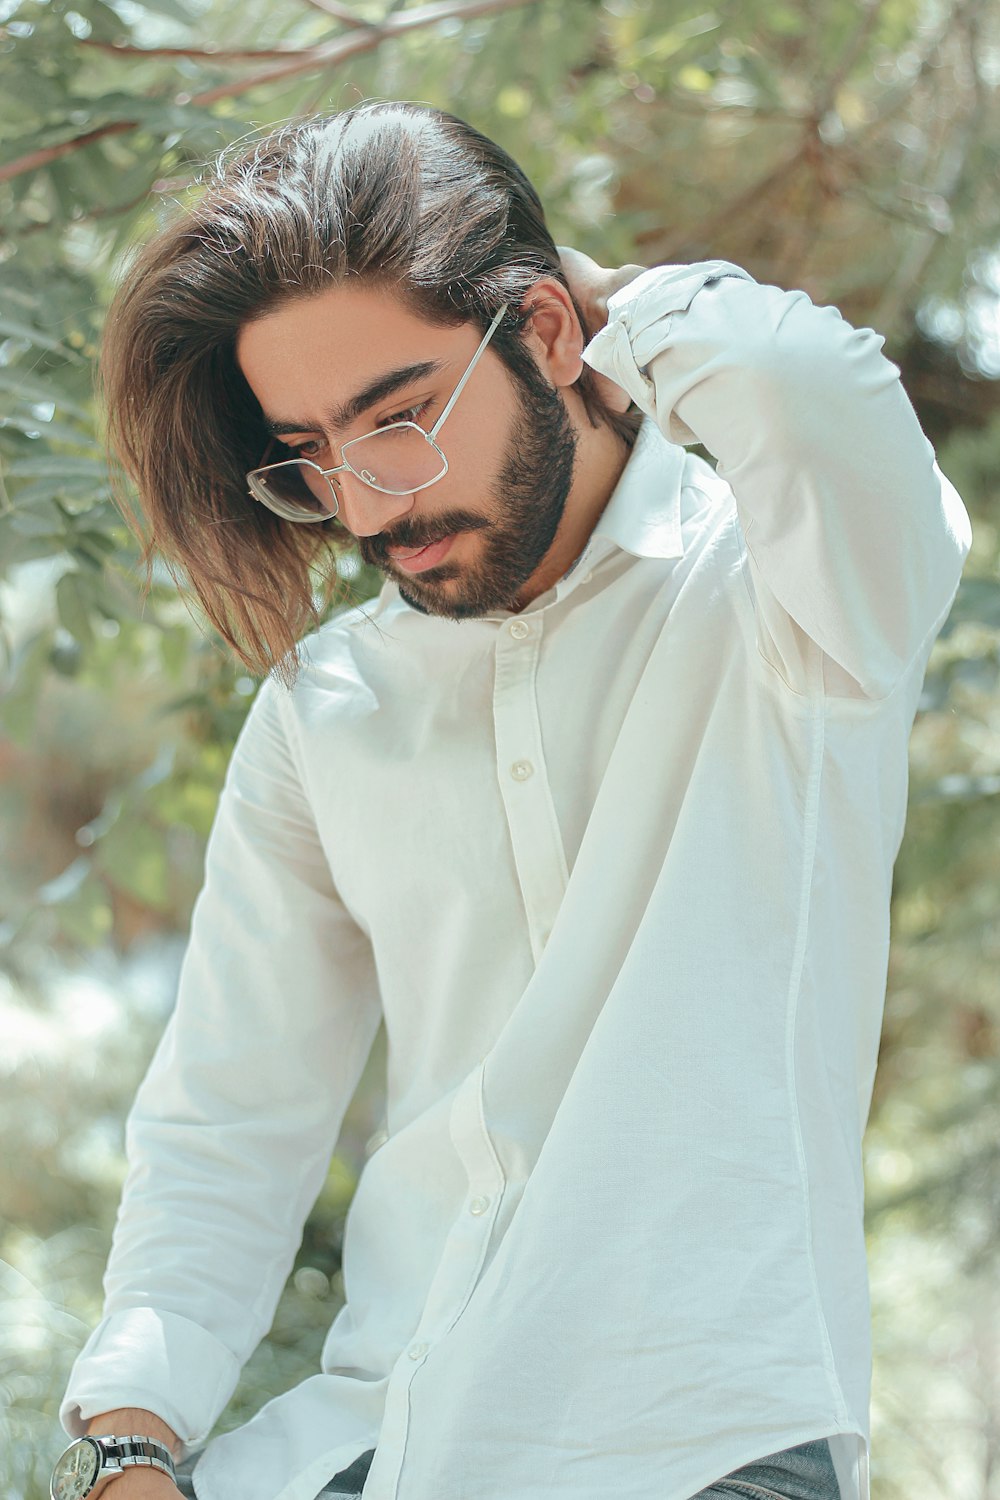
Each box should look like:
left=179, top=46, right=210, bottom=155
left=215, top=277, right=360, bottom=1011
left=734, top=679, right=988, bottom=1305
left=441, top=380, right=515, bottom=485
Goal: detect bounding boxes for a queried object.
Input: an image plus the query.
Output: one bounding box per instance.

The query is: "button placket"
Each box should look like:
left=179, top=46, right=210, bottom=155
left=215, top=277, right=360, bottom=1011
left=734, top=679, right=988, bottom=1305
left=390, top=1060, right=506, bottom=1414
left=492, top=615, right=569, bottom=965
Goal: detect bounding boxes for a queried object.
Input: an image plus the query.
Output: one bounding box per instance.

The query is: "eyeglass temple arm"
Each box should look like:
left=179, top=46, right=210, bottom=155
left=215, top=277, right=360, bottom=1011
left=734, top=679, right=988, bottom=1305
left=429, top=303, right=509, bottom=440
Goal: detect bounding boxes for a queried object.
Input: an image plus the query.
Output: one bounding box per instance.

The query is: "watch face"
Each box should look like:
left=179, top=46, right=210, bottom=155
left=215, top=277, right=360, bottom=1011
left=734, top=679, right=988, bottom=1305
left=51, top=1438, right=100, bottom=1500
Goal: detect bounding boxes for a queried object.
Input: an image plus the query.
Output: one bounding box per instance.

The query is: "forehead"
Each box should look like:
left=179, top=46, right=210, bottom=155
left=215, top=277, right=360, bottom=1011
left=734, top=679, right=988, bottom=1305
left=236, top=282, right=456, bottom=412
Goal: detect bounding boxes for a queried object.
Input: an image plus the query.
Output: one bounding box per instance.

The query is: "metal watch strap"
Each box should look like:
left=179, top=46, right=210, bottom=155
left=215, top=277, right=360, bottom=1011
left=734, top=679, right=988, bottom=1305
left=97, top=1435, right=177, bottom=1481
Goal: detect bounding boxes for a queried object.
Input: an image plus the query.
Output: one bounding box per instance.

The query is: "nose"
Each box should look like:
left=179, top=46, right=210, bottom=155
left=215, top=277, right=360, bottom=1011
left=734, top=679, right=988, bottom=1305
left=332, top=471, right=416, bottom=538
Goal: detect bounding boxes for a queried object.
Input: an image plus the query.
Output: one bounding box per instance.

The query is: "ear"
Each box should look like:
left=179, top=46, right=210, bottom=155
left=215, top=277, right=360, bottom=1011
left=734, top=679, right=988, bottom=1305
left=518, top=276, right=586, bottom=389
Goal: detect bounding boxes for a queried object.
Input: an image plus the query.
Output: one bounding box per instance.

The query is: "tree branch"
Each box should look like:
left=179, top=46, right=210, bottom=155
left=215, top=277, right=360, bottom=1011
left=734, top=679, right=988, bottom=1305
left=812, top=0, right=884, bottom=119
left=872, top=0, right=990, bottom=332
left=0, top=0, right=538, bottom=185
left=191, top=0, right=534, bottom=107
left=0, top=120, right=137, bottom=182
left=850, top=2, right=957, bottom=141
left=635, top=139, right=811, bottom=260
left=77, top=38, right=331, bottom=60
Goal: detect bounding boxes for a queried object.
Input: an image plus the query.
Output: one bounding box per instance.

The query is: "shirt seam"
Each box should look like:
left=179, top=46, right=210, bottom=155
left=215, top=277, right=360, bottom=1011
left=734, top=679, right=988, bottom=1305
left=527, top=634, right=571, bottom=941
left=783, top=694, right=851, bottom=1429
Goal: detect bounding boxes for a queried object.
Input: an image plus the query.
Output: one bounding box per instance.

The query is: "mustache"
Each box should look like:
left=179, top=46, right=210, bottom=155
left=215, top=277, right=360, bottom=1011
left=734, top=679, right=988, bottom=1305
left=360, top=510, right=490, bottom=564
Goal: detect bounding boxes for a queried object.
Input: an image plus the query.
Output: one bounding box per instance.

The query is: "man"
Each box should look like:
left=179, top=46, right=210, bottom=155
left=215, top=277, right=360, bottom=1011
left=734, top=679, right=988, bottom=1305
left=53, top=101, right=971, bottom=1500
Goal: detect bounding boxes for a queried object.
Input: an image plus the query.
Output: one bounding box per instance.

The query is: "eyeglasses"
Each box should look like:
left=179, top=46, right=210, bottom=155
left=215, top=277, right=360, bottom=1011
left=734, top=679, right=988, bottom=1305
left=246, top=303, right=509, bottom=524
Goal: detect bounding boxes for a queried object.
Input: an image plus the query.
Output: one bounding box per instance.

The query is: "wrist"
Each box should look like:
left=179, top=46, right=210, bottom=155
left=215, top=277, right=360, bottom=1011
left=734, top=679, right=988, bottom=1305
left=91, top=1468, right=178, bottom=1497
left=85, top=1410, right=180, bottom=1461
left=51, top=1433, right=178, bottom=1499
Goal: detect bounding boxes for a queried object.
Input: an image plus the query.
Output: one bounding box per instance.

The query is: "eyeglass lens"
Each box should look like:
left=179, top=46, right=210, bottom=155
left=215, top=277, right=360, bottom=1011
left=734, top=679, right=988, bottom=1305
left=256, top=426, right=447, bottom=516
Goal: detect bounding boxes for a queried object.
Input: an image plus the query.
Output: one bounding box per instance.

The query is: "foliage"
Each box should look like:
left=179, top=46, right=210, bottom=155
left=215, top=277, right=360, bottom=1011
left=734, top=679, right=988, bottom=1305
left=1, top=1, right=999, bottom=1496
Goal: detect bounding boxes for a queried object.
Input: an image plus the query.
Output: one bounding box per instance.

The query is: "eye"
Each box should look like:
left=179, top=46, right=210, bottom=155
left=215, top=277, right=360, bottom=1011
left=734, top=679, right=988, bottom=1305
left=290, top=437, right=324, bottom=459
left=378, top=400, right=431, bottom=430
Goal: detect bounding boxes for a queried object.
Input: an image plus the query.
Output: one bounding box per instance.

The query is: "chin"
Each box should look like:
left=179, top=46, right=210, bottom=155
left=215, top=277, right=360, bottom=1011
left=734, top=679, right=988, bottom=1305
left=396, top=576, right=504, bottom=621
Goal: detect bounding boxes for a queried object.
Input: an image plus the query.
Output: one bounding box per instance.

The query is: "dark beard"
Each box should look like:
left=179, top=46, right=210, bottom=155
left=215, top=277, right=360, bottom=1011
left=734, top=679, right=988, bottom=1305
left=357, top=359, right=578, bottom=619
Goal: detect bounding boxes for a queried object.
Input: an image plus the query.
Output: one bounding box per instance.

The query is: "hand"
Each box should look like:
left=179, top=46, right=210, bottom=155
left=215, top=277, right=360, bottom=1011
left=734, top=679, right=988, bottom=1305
left=557, top=246, right=647, bottom=414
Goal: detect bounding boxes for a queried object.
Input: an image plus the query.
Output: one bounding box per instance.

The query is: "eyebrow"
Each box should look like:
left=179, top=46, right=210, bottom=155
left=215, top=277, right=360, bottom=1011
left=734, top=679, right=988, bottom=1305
left=264, top=358, right=447, bottom=437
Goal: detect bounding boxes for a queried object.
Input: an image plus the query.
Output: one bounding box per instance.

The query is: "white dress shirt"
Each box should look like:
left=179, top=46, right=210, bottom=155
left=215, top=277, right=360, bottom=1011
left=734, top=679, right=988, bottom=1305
left=61, top=263, right=972, bottom=1500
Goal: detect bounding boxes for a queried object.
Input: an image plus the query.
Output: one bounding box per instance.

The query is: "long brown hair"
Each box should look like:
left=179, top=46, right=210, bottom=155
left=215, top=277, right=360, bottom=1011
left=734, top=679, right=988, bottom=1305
left=102, top=101, right=640, bottom=678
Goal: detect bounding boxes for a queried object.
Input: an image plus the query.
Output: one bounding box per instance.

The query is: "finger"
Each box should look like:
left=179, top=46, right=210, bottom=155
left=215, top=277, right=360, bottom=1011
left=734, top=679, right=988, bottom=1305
left=586, top=365, right=634, bottom=415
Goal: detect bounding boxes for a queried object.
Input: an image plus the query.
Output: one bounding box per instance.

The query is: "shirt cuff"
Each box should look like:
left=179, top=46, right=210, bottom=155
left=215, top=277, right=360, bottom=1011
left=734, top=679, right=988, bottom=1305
left=59, top=1306, right=241, bottom=1453
left=582, top=260, right=755, bottom=415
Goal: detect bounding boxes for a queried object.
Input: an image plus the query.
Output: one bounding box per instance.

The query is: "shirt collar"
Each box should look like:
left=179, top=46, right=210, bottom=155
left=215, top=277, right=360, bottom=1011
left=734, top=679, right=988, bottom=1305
left=590, top=417, right=686, bottom=562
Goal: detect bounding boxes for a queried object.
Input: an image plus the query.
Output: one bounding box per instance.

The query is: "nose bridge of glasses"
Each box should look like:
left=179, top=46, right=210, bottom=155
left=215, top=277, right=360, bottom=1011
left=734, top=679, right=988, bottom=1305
left=323, top=436, right=382, bottom=489
left=321, top=445, right=413, bottom=530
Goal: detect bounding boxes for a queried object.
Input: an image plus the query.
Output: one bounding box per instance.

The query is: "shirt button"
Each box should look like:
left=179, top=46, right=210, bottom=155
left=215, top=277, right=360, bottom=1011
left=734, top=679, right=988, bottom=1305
left=510, top=760, right=534, bottom=781
left=408, top=1342, right=429, bottom=1360
left=508, top=619, right=530, bottom=639
left=468, top=1195, right=490, bottom=1216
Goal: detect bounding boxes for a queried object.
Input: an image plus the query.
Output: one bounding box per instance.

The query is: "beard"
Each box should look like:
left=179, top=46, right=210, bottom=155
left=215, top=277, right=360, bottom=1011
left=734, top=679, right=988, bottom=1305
left=356, top=358, right=579, bottom=619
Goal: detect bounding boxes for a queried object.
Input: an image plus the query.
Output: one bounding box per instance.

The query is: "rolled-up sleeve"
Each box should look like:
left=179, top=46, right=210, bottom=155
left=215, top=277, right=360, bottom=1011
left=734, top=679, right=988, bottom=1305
left=59, top=674, right=383, bottom=1450
left=584, top=263, right=973, bottom=699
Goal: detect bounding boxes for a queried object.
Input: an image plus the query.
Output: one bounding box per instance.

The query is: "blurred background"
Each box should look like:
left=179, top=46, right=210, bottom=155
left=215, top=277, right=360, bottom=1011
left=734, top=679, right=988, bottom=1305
left=1, top=0, right=998, bottom=1496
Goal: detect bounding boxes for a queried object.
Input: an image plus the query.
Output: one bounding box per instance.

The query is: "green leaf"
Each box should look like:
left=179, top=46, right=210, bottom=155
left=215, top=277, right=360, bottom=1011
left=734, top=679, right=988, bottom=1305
left=8, top=476, right=110, bottom=509
left=129, top=0, right=198, bottom=21
left=159, top=624, right=194, bottom=680
left=0, top=370, right=91, bottom=421
left=7, top=497, right=65, bottom=536
left=0, top=527, right=62, bottom=570
left=5, top=456, right=108, bottom=480
left=675, top=63, right=714, bottom=92
left=56, top=570, right=95, bottom=646
left=0, top=318, right=86, bottom=363
left=0, top=413, right=94, bottom=444
left=70, top=528, right=119, bottom=564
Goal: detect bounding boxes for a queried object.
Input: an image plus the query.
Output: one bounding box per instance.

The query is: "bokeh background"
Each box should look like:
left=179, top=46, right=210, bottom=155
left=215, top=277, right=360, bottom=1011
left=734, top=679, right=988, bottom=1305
left=1, top=1, right=999, bottom=1496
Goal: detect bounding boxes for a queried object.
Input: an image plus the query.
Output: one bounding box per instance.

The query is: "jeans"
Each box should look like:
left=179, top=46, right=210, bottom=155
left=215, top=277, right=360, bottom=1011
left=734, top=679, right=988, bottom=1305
left=174, top=1435, right=840, bottom=1498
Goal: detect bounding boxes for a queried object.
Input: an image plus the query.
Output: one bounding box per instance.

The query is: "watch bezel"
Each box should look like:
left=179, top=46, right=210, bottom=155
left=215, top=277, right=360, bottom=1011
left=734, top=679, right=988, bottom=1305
left=50, top=1435, right=102, bottom=1500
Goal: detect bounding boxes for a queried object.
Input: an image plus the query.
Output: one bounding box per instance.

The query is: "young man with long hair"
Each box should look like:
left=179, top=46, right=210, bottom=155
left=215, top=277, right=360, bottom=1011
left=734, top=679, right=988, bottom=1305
left=51, top=101, right=971, bottom=1500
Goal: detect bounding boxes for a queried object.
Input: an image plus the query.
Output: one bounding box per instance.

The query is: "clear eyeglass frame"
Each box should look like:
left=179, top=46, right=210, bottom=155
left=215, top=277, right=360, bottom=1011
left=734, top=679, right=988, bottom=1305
left=246, top=302, right=509, bottom=524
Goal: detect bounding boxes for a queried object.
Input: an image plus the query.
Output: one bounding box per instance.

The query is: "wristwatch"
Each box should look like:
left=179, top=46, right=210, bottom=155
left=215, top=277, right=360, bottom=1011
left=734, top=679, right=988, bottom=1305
left=50, top=1434, right=177, bottom=1499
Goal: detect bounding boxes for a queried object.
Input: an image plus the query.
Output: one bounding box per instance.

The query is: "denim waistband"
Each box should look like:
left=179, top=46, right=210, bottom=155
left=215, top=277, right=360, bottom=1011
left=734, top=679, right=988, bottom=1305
left=695, top=1437, right=840, bottom=1499
left=176, top=1435, right=840, bottom=1499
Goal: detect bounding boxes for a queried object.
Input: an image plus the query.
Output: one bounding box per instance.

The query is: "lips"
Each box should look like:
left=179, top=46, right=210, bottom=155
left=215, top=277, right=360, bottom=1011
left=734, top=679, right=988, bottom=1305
left=387, top=534, right=456, bottom=574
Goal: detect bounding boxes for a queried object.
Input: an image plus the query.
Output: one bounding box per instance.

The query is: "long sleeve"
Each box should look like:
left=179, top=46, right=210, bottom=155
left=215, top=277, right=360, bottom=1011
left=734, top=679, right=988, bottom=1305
left=583, top=263, right=972, bottom=699
left=59, top=673, right=383, bottom=1451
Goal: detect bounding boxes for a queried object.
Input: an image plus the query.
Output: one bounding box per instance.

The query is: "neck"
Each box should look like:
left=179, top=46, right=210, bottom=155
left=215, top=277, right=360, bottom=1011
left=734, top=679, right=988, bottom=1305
left=514, top=406, right=633, bottom=609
